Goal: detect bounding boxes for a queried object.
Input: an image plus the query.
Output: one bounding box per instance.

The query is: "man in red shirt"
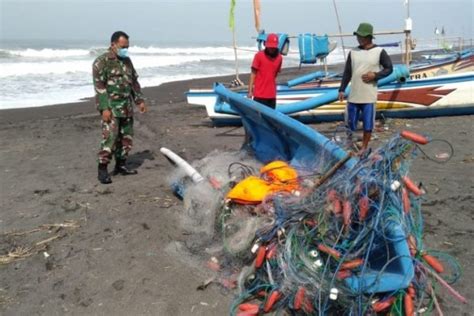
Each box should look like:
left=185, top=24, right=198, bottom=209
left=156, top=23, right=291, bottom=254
left=247, top=33, right=282, bottom=109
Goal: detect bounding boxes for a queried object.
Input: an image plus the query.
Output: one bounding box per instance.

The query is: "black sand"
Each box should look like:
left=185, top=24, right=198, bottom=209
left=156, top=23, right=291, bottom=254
left=0, top=62, right=473, bottom=315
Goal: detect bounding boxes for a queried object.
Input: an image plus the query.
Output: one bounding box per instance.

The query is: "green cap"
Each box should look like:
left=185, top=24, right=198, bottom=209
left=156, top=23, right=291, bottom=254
left=354, top=22, right=374, bottom=37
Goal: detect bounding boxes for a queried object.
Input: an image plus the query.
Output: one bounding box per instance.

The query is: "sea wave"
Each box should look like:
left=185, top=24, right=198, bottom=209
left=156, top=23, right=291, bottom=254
left=0, top=44, right=346, bottom=109
left=0, top=45, right=262, bottom=59
left=0, top=55, right=262, bottom=78
left=0, top=48, right=94, bottom=58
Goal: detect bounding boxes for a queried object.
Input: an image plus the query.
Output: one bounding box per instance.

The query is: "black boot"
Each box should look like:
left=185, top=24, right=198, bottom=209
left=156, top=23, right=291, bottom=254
left=113, top=159, right=137, bottom=176
left=98, top=163, right=112, bottom=184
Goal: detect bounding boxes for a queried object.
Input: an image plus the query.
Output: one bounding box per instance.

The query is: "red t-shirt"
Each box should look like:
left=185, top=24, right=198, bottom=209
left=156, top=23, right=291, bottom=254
left=251, top=51, right=282, bottom=99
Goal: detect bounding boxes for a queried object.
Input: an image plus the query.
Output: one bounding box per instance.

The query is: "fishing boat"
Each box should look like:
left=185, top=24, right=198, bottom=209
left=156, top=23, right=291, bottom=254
left=287, top=47, right=474, bottom=87
left=409, top=48, right=474, bottom=79
left=187, top=70, right=474, bottom=126
left=187, top=0, right=473, bottom=126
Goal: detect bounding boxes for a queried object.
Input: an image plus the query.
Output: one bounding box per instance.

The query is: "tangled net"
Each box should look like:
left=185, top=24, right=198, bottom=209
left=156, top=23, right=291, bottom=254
left=180, top=132, right=464, bottom=315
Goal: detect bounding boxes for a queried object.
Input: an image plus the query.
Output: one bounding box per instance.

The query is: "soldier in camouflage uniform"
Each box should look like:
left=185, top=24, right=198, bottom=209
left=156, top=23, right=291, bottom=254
left=93, top=31, right=147, bottom=184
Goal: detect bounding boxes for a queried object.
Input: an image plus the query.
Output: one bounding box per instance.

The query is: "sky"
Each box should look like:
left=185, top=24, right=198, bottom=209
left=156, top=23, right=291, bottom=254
left=1, top=0, right=473, bottom=46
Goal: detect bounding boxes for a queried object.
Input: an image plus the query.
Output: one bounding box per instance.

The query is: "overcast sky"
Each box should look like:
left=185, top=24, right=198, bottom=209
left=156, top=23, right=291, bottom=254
left=1, top=0, right=472, bottom=45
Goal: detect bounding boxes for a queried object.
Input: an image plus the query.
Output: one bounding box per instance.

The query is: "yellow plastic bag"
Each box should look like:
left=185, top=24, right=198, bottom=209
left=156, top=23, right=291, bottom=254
left=226, top=176, right=274, bottom=204
left=226, top=161, right=300, bottom=204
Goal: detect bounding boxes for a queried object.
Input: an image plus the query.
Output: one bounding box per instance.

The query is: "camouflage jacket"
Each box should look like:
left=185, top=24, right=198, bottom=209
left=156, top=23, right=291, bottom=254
left=92, top=48, right=144, bottom=117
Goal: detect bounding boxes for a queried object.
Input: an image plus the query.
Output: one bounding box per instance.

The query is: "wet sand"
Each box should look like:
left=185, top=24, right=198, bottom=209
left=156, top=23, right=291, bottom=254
left=0, top=64, right=473, bottom=315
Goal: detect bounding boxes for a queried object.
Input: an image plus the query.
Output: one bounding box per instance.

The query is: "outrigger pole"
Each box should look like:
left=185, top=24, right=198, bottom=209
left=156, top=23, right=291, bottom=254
left=229, top=0, right=244, bottom=86
left=232, top=28, right=244, bottom=86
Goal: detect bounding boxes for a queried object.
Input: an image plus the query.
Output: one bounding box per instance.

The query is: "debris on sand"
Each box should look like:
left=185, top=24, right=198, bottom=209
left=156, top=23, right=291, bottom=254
left=1, top=220, right=80, bottom=265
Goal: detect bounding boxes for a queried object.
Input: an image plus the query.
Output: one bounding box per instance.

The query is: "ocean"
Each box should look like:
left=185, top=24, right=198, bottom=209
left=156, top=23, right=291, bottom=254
left=0, top=39, right=414, bottom=110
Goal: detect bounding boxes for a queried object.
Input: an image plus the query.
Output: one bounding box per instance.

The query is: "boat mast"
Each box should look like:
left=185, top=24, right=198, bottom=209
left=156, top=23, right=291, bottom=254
left=404, top=0, right=412, bottom=66
left=332, top=0, right=346, bottom=61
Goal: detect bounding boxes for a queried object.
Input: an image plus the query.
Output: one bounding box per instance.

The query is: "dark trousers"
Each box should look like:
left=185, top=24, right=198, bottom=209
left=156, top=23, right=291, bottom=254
left=253, top=97, right=277, bottom=109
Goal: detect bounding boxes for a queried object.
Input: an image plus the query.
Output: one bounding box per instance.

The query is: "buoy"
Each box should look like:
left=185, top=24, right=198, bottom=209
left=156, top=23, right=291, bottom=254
left=266, top=243, right=277, bottom=260
left=423, top=253, right=445, bottom=273
left=372, top=297, right=396, bottom=312
left=294, top=287, right=305, bottom=310
left=238, top=303, right=260, bottom=313
left=402, top=176, right=423, bottom=196
left=263, top=290, right=281, bottom=312
left=402, top=188, right=411, bottom=214
left=407, top=284, right=416, bottom=298
left=401, top=130, right=430, bottom=145
left=332, top=198, right=342, bottom=215
left=255, top=246, right=266, bottom=268
left=404, top=293, right=414, bottom=316
left=329, top=288, right=339, bottom=300
left=317, top=244, right=341, bottom=259
left=342, top=200, right=352, bottom=226
left=359, top=196, right=370, bottom=221
left=336, top=269, right=352, bottom=280
left=341, top=258, right=364, bottom=270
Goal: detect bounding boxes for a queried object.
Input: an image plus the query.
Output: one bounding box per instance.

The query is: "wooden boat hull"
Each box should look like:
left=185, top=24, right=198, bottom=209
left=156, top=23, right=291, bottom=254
left=188, top=72, right=474, bottom=125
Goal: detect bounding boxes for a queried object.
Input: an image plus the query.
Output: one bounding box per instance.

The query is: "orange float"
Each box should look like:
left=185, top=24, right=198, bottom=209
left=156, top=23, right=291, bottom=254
left=372, top=296, right=396, bottom=312
left=402, top=176, right=423, bottom=196
left=404, top=293, right=414, bottom=316
left=263, top=290, right=281, bottom=313
left=400, top=130, right=429, bottom=144
left=402, top=188, right=411, bottom=214
left=293, top=287, right=305, bottom=310
left=358, top=196, right=370, bottom=221
left=238, top=303, right=260, bottom=313
left=266, top=243, right=277, bottom=260
left=342, top=200, right=352, bottom=226
left=317, top=244, right=341, bottom=259
left=423, top=253, right=445, bottom=273
left=255, top=245, right=266, bottom=268
left=341, top=258, right=364, bottom=270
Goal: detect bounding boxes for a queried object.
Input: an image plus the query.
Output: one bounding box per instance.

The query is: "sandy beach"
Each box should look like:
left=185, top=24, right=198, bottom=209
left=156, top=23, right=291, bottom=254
left=0, top=63, right=473, bottom=315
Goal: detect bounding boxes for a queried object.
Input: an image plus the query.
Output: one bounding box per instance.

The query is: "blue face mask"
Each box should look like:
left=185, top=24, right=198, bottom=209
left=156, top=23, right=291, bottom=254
left=117, top=48, right=129, bottom=58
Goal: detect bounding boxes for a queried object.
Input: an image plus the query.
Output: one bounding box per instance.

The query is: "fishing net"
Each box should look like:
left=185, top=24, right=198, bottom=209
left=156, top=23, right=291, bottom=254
left=173, top=150, right=262, bottom=237
left=174, top=133, right=464, bottom=315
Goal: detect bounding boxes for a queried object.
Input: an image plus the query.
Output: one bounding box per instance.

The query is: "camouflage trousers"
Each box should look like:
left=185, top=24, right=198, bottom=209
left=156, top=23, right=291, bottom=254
left=98, top=116, right=134, bottom=164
